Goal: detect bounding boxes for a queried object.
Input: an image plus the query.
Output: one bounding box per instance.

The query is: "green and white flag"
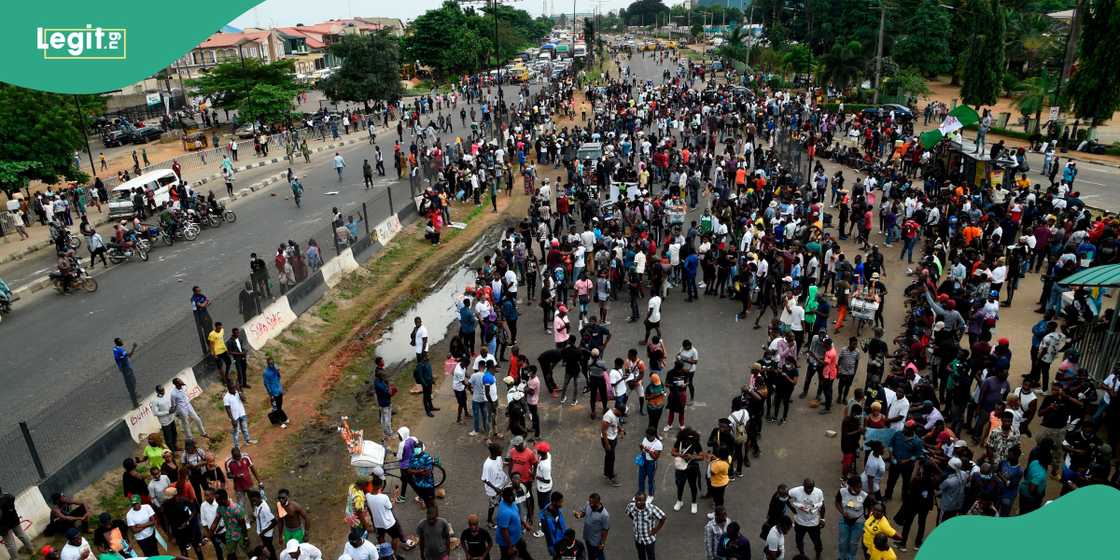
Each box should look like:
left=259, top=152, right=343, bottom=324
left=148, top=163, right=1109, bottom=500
left=920, top=105, right=981, bottom=149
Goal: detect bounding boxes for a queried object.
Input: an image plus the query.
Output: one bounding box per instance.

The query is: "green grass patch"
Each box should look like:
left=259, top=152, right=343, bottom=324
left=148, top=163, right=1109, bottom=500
left=316, top=300, right=339, bottom=322
left=97, top=488, right=130, bottom=514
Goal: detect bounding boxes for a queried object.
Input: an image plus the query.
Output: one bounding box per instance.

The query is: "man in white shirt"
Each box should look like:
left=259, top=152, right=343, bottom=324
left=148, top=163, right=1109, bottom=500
left=343, top=529, right=379, bottom=560
left=365, top=477, right=403, bottom=553
left=59, top=529, right=91, bottom=560
left=765, top=517, right=792, bottom=560
left=223, top=384, right=255, bottom=448
left=199, top=488, right=225, bottom=554
left=481, top=443, right=509, bottom=527
left=250, top=490, right=277, bottom=555
left=535, top=442, right=554, bottom=509
left=279, top=538, right=322, bottom=560
left=787, top=479, right=825, bottom=559
left=125, top=495, right=159, bottom=556
left=886, top=387, right=911, bottom=431
left=642, top=294, right=662, bottom=344
left=151, top=384, right=178, bottom=452
left=412, top=317, right=429, bottom=357
left=601, top=405, right=623, bottom=486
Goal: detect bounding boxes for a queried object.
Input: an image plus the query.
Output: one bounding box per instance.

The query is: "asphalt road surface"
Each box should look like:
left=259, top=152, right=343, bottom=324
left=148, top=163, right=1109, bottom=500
left=0, top=76, right=552, bottom=489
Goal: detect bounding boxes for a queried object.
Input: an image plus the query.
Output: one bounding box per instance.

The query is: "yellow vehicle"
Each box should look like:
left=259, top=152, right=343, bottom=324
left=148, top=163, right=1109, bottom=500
left=667, top=40, right=678, bottom=49
left=510, top=64, right=529, bottom=83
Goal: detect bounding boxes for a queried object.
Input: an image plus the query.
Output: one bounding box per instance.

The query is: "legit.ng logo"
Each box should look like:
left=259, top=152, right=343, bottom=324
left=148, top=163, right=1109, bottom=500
left=36, top=25, right=126, bottom=60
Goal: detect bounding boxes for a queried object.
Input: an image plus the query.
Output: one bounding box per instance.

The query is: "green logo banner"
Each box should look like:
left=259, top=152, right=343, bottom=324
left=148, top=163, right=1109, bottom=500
left=8, top=0, right=261, bottom=93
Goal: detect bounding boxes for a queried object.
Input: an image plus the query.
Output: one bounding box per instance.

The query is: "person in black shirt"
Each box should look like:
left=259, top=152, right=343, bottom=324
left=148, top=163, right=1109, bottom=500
left=538, top=348, right=563, bottom=395
left=1062, top=420, right=1102, bottom=472
left=553, top=528, right=585, bottom=559
left=1, top=486, right=32, bottom=557
left=1036, top=385, right=1072, bottom=475
left=459, top=514, right=493, bottom=560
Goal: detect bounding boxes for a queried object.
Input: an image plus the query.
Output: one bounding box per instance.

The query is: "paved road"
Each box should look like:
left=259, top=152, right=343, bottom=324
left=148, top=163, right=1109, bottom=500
left=0, top=76, right=560, bottom=490
left=414, top=53, right=936, bottom=560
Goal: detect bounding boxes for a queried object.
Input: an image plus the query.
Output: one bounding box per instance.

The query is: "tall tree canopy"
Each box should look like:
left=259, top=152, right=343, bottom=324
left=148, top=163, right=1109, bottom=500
left=320, top=31, right=403, bottom=108
left=188, top=58, right=299, bottom=113
left=404, top=0, right=552, bottom=78
left=960, top=0, right=1006, bottom=107
left=1067, top=0, right=1120, bottom=126
left=625, top=0, right=670, bottom=26
left=0, top=86, right=104, bottom=196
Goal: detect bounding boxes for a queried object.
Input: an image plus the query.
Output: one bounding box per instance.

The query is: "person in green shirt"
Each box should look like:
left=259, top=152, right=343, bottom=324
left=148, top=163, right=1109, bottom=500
left=136, top=433, right=170, bottom=471
left=1018, top=454, right=1050, bottom=514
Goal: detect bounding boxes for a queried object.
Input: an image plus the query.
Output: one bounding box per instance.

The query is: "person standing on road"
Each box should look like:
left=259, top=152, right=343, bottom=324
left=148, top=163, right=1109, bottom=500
left=334, top=153, right=346, bottom=181
left=601, top=404, right=624, bottom=487
left=572, top=492, right=609, bottom=560
left=250, top=253, right=272, bottom=298
left=495, top=487, right=530, bottom=560
left=482, top=443, right=509, bottom=529
left=415, top=354, right=437, bottom=417
left=788, top=479, right=825, bottom=560
left=834, top=476, right=867, bottom=560
left=363, top=160, right=374, bottom=190
left=416, top=505, right=451, bottom=560
left=625, top=493, right=665, bottom=560
left=375, top=146, right=386, bottom=176
left=113, top=337, right=140, bottom=407
left=412, top=317, right=429, bottom=358
left=192, top=285, right=214, bottom=335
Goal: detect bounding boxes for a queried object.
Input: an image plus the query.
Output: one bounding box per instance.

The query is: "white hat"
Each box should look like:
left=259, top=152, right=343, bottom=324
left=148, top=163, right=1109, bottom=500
left=285, top=540, right=300, bottom=555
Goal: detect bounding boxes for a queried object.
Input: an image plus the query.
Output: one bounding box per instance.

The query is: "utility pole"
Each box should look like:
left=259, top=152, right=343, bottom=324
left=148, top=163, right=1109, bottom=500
left=72, top=96, right=97, bottom=177
left=1053, top=0, right=1083, bottom=106
left=572, top=0, right=577, bottom=56
left=872, top=1, right=885, bottom=104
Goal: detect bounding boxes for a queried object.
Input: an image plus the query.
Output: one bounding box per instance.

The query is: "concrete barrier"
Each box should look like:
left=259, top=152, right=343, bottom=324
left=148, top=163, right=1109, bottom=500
left=242, top=296, right=297, bottom=350
left=38, top=420, right=134, bottom=506
left=337, top=248, right=360, bottom=273
left=373, top=215, right=403, bottom=245
left=321, top=256, right=346, bottom=288
left=121, top=368, right=203, bottom=443
left=286, top=272, right=326, bottom=316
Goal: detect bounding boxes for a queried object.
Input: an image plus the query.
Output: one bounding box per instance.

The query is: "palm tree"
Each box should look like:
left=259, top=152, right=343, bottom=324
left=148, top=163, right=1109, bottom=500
left=820, top=39, right=862, bottom=93
left=717, top=25, right=749, bottom=65
left=1012, top=70, right=1057, bottom=134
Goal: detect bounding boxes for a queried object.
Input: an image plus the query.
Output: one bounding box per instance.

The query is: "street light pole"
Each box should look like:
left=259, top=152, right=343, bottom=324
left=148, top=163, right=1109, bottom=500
left=72, top=95, right=97, bottom=178
left=872, top=1, right=885, bottom=104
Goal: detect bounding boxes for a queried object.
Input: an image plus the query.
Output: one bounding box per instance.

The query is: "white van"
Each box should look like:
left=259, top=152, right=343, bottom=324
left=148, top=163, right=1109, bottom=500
left=109, top=169, right=180, bottom=218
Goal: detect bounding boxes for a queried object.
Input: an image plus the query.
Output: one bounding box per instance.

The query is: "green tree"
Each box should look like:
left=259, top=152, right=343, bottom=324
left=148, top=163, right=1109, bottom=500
left=625, top=0, right=670, bottom=26
left=717, top=25, right=749, bottom=65
left=405, top=2, right=474, bottom=78
left=691, top=22, right=704, bottom=41
left=236, top=84, right=298, bottom=126
left=1013, top=70, right=1057, bottom=133
left=0, top=86, right=103, bottom=197
left=885, top=67, right=932, bottom=98
left=960, top=0, right=1006, bottom=107
left=892, top=0, right=953, bottom=77
left=783, top=44, right=815, bottom=82
left=320, top=31, right=403, bottom=108
left=188, top=59, right=297, bottom=112
left=1067, top=0, right=1120, bottom=127
left=820, top=39, right=864, bottom=92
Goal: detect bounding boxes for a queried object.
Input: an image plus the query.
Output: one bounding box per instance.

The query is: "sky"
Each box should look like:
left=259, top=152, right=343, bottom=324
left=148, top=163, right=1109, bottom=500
left=228, top=0, right=655, bottom=28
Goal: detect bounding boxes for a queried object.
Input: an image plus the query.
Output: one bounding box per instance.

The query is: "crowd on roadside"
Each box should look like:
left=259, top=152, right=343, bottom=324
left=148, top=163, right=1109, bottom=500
left=14, top=39, right=1120, bottom=560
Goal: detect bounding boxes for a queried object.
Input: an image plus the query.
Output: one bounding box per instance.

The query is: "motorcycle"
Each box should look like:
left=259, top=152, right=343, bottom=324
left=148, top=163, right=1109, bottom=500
left=217, top=202, right=237, bottom=224
left=1077, top=139, right=1107, bottom=155
left=0, top=294, right=10, bottom=324
left=50, top=226, right=82, bottom=252
left=49, top=266, right=97, bottom=294
left=107, top=242, right=149, bottom=264
left=137, top=224, right=170, bottom=247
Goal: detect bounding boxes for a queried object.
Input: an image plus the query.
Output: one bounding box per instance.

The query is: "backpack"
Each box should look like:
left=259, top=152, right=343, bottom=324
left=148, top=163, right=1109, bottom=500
left=733, top=415, right=748, bottom=444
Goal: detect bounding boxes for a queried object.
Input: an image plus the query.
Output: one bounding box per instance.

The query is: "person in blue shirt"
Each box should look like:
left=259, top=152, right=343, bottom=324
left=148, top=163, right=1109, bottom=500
left=113, top=337, right=139, bottom=407
left=262, top=356, right=283, bottom=410
left=683, top=252, right=699, bottom=301
left=501, top=297, right=519, bottom=345
left=997, top=446, right=1024, bottom=516
left=538, top=491, right=568, bottom=556
left=459, top=298, right=477, bottom=355
left=495, top=487, right=529, bottom=558
left=884, top=421, right=926, bottom=501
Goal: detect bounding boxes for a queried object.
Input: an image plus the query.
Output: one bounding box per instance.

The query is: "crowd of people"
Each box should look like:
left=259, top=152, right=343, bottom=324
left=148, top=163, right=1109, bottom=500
left=12, top=35, right=1120, bottom=560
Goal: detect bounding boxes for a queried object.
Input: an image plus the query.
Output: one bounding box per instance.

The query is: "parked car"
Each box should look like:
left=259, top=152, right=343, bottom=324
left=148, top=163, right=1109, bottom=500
left=862, top=104, right=915, bottom=121
left=131, top=126, right=163, bottom=144
left=235, top=124, right=258, bottom=139
left=102, top=129, right=130, bottom=147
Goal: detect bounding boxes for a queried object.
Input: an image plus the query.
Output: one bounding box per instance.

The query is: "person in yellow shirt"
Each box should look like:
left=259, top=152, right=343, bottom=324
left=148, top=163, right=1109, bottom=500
left=863, top=503, right=901, bottom=554
left=208, top=321, right=231, bottom=379
left=708, top=453, right=730, bottom=509
left=869, top=533, right=897, bottom=560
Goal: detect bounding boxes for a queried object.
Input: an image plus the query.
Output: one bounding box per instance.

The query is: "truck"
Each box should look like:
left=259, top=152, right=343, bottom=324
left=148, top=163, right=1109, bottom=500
left=573, top=43, right=587, bottom=59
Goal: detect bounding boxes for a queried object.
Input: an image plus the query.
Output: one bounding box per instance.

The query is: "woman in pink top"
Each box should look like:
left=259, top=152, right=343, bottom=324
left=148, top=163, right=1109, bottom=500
left=574, top=272, right=594, bottom=321
left=553, top=305, right=570, bottom=347
left=821, top=339, right=839, bottom=414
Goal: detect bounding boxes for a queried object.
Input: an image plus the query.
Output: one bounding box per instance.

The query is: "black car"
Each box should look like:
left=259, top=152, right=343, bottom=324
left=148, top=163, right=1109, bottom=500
left=131, top=125, right=163, bottom=144
left=861, top=104, right=915, bottom=121
left=102, top=129, right=130, bottom=147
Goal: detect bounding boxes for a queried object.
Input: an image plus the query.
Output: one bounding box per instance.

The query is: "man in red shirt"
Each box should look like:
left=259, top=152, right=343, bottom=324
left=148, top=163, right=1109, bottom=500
left=225, top=447, right=263, bottom=512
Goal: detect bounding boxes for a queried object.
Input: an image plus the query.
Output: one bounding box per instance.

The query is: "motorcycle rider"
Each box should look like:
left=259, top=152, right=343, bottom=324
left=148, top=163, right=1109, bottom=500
left=0, top=276, right=12, bottom=304
left=56, top=249, right=79, bottom=293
